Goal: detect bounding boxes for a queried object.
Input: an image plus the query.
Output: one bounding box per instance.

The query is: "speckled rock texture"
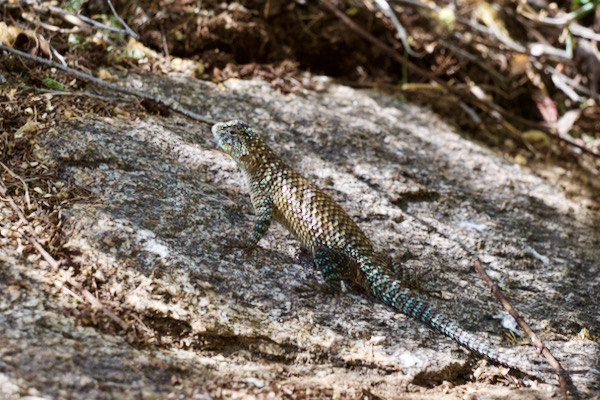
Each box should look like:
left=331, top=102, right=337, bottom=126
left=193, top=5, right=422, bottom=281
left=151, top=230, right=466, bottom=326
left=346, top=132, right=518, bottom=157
left=1, top=75, right=598, bottom=399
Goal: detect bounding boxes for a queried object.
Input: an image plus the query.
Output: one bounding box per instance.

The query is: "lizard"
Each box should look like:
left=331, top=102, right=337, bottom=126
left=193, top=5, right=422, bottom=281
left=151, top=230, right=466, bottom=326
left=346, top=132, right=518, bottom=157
left=211, top=119, right=544, bottom=376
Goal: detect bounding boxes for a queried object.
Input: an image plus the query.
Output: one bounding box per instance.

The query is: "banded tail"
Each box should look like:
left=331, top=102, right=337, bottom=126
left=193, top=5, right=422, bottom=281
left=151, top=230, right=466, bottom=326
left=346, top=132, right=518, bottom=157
left=366, top=272, right=541, bottom=374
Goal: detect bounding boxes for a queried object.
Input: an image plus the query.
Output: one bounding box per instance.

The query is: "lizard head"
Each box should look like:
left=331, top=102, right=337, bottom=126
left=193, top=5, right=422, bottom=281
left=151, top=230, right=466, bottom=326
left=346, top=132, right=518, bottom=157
left=212, top=120, right=265, bottom=164
left=212, top=120, right=282, bottom=176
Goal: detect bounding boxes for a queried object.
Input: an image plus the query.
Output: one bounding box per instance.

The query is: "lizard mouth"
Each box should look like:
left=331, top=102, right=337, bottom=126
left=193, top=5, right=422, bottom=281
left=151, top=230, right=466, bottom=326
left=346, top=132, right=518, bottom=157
left=211, top=122, right=226, bottom=136
left=211, top=121, right=233, bottom=155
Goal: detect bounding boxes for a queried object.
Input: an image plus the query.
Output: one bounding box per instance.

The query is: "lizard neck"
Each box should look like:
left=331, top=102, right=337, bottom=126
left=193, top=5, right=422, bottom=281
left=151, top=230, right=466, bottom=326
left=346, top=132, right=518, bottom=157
left=238, top=140, right=285, bottom=180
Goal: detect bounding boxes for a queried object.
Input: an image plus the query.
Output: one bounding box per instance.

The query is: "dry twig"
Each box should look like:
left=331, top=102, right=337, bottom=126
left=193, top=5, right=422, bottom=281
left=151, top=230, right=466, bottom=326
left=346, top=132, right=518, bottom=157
left=473, top=260, right=572, bottom=399
left=0, top=44, right=217, bottom=125
left=0, top=179, right=129, bottom=332
left=39, top=4, right=136, bottom=37
left=106, top=0, right=139, bottom=39
left=394, top=209, right=571, bottom=398
left=373, top=0, right=420, bottom=57
left=322, top=1, right=600, bottom=159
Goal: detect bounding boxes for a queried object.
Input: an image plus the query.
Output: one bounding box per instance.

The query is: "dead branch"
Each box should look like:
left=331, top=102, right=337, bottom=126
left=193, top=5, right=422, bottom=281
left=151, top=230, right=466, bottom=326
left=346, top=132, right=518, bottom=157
left=39, top=4, right=135, bottom=37
left=394, top=207, right=571, bottom=398
left=106, top=0, right=139, bottom=39
left=0, top=179, right=129, bottom=332
left=322, top=1, right=600, bottom=159
left=473, top=261, right=571, bottom=399
left=0, top=43, right=217, bottom=125
left=373, top=0, right=420, bottom=57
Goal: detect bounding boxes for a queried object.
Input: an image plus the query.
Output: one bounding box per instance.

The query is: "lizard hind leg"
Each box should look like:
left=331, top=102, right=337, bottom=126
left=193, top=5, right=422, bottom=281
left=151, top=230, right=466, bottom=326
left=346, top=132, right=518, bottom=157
left=314, top=246, right=359, bottom=290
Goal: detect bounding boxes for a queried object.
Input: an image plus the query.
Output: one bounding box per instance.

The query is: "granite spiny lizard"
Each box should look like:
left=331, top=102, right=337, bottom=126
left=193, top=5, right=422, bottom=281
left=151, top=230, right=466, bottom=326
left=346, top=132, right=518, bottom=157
left=212, top=119, right=542, bottom=375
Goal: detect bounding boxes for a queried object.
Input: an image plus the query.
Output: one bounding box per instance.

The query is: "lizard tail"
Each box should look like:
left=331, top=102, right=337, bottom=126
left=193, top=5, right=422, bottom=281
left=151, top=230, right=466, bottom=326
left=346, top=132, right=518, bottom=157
left=367, top=274, right=542, bottom=375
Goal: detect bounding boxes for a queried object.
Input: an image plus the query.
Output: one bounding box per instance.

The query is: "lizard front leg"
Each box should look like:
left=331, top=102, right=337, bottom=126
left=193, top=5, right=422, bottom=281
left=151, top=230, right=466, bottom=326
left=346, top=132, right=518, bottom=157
left=225, top=186, right=273, bottom=253
left=244, top=185, right=274, bottom=250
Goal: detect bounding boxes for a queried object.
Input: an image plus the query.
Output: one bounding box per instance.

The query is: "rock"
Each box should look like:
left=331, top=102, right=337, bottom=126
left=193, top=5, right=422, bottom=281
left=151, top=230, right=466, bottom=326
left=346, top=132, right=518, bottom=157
left=1, top=75, right=598, bottom=399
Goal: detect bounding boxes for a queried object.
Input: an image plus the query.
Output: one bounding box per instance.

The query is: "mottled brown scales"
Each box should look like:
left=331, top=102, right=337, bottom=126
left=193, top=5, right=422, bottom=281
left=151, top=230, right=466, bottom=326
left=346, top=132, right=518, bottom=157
left=212, top=119, right=544, bottom=376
